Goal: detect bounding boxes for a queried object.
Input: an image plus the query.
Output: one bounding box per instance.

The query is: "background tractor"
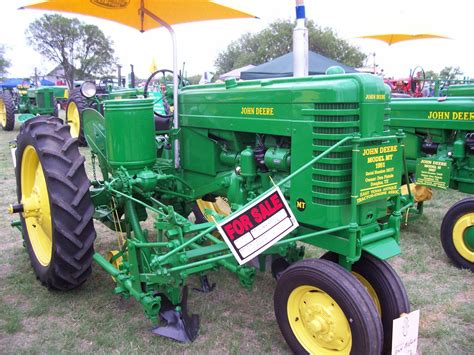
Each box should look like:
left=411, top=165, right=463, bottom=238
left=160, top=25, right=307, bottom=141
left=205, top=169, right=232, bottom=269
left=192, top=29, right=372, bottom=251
left=0, top=84, right=62, bottom=131
left=389, top=89, right=474, bottom=271
left=66, top=70, right=185, bottom=145
left=11, top=71, right=411, bottom=354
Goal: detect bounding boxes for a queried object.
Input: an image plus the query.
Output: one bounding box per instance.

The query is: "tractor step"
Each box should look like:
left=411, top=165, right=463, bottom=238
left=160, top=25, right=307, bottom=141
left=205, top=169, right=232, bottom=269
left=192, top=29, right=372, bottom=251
left=152, top=286, right=199, bottom=343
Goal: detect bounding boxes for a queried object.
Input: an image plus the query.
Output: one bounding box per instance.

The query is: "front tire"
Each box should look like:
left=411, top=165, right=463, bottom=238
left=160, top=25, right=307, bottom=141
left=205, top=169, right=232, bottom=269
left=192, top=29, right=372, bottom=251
left=1, top=90, right=16, bottom=131
left=66, top=89, right=88, bottom=146
left=321, top=252, right=410, bottom=353
left=440, top=198, right=474, bottom=270
left=16, top=115, right=96, bottom=290
left=274, top=259, right=383, bottom=354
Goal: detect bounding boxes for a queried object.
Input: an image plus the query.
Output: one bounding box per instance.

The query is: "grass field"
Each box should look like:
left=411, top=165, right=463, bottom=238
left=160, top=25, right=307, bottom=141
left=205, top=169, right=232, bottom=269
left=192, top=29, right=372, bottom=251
left=0, top=114, right=473, bottom=354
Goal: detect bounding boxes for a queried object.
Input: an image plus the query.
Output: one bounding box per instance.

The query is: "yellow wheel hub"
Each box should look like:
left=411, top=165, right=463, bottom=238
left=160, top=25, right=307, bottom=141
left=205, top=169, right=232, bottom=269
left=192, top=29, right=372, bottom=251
left=21, top=145, right=52, bottom=266
left=288, top=285, right=352, bottom=354
left=67, top=101, right=81, bottom=138
left=453, top=213, right=474, bottom=262
left=353, top=272, right=382, bottom=315
left=0, top=99, right=6, bottom=127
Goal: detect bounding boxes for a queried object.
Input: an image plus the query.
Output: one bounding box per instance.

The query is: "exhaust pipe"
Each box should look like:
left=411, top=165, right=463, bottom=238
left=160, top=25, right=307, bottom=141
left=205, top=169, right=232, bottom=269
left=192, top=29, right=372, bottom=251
left=293, top=0, right=308, bottom=77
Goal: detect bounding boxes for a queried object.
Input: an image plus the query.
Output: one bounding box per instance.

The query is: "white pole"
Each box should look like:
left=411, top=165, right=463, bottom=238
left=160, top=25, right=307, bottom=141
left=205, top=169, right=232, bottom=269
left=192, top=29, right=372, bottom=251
left=143, top=8, right=180, bottom=169
left=293, top=0, right=308, bottom=77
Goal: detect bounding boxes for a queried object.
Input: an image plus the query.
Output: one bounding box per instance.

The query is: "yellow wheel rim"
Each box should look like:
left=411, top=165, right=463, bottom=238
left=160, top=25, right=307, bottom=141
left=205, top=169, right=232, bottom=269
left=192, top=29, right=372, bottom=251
left=0, top=99, right=6, bottom=127
left=107, top=250, right=124, bottom=282
left=196, top=197, right=231, bottom=221
left=67, top=101, right=80, bottom=138
left=21, top=145, right=52, bottom=266
left=353, top=272, right=382, bottom=315
left=453, top=213, right=474, bottom=262
left=288, top=285, right=352, bottom=354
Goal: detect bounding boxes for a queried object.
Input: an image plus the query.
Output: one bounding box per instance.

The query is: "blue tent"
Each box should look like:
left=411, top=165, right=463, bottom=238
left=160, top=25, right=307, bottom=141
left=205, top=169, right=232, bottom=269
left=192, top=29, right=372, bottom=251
left=0, top=78, right=30, bottom=89
left=40, top=79, right=55, bottom=86
left=240, top=51, right=357, bottom=80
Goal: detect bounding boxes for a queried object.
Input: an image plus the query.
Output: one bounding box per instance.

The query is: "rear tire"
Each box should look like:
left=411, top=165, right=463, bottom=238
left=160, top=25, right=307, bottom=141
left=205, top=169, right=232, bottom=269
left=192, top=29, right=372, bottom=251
left=16, top=115, right=96, bottom=290
left=274, top=258, right=383, bottom=354
left=440, top=198, right=474, bottom=271
left=321, top=252, right=410, bottom=353
left=66, top=89, right=88, bottom=146
left=1, top=90, right=16, bottom=131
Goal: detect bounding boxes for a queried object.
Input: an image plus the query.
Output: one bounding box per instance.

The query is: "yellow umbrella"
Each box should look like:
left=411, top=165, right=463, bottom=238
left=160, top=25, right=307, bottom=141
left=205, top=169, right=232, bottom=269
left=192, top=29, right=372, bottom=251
left=21, top=0, right=256, bottom=32
left=357, top=33, right=450, bottom=46
left=21, top=0, right=256, bottom=167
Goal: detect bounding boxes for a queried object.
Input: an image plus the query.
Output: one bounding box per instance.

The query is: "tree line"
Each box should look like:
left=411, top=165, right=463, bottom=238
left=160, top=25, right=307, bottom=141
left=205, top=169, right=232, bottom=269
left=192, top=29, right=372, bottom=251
left=2, top=14, right=463, bottom=87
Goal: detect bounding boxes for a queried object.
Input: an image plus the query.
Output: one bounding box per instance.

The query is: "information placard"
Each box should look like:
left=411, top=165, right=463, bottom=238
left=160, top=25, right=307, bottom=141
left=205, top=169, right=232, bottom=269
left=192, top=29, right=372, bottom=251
left=354, top=143, right=402, bottom=205
left=216, top=187, right=299, bottom=265
left=391, top=310, right=420, bottom=355
left=415, top=158, right=451, bottom=190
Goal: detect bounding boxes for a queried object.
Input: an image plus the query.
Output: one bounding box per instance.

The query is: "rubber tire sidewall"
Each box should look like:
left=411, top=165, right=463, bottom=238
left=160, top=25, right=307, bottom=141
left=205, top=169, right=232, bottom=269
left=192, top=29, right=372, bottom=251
left=16, top=115, right=96, bottom=290
left=440, top=197, right=474, bottom=270
left=66, top=89, right=88, bottom=146
left=274, top=258, right=383, bottom=355
left=1, top=90, right=16, bottom=131
left=321, top=252, right=410, bottom=354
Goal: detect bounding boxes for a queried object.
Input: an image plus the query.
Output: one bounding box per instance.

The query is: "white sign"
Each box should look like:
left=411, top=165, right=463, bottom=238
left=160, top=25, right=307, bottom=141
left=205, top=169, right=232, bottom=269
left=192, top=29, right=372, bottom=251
left=9, top=141, right=17, bottom=169
left=216, top=187, right=299, bottom=265
left=391, top=310, right=420, bottom=355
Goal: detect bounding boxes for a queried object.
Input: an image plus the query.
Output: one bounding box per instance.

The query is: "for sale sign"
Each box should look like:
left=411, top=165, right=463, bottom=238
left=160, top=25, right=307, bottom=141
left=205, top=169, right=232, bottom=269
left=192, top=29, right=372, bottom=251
left=216, top=187, right=299, bottom=265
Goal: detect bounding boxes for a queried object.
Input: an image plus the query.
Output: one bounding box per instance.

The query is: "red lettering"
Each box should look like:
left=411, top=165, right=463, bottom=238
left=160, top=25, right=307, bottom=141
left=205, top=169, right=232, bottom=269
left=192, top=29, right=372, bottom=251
left=240, top=215, right=254, bottom=231
left=223, top=224, right=235, bottom=240
left=259, top=203, right=270, bottom=220
left=233, top=220, right=244, bottom=235
left=251, top=207, right=262, bottom=223
left=270, top=193, right=283, bottom=210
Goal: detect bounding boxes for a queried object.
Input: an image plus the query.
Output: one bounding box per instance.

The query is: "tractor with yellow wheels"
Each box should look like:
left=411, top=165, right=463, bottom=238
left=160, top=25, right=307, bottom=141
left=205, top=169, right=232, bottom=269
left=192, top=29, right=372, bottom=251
left=66, top=71, right=180, bottom=146
left=11, top=71, right=411, bottom=353
left=389, top=89, right=474, bottom=271
left=11, top=1, right=413, bottom=353
left=0, top=85, right=61, bottom=131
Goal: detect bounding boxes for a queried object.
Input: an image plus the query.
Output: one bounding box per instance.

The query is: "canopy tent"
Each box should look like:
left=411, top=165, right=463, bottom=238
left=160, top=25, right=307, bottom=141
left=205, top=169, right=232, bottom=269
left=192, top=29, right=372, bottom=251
left=240, top=51, right=357, bottom=80
left=40, top=79, right=55, bottom=86
left=0, top=78, right=30, bottom=89
left=219, top=65, right=255, bottom=80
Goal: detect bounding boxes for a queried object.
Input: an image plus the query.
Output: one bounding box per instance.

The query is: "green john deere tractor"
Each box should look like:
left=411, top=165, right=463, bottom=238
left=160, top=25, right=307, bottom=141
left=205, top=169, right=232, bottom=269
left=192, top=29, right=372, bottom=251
left=389, top=90, right=474, bottom=271
left=11, top=71, right=411, bottom=354
left=0, top=85, right=61, bottom=131
left=66, top=70, right=179, bottom=145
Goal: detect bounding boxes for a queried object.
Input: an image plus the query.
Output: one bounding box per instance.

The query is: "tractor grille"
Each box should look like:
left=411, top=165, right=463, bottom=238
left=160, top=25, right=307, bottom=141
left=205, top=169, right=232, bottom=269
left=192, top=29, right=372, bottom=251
left=37, top=92, right=45, bottom=107
left=311, top=102, right=360, bottom=206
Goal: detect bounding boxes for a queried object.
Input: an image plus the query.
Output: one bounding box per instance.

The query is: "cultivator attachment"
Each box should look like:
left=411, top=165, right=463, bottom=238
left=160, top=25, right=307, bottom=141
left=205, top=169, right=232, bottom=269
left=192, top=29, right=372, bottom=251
left=193, top=275, right=216, bottom=293
left=152, top=287, right=199, bottom=343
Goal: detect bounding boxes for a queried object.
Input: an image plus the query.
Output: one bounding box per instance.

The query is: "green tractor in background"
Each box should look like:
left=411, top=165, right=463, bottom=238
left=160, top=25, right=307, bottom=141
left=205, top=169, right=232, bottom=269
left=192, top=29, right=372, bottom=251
left=66, top=69, right=180, bottom=145
left=389, top=86, right=474, bottom=271
left=0, top=84, right=65, bottom=131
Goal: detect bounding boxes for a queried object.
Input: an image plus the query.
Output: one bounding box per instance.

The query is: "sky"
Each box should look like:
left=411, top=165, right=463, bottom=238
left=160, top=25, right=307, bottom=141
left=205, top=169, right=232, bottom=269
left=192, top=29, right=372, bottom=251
left=1, top=0, right=473, bottom=80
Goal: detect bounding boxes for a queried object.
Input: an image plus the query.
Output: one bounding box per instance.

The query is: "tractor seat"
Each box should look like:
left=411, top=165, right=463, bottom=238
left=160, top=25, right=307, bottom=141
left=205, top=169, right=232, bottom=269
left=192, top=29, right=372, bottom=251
left=154, top=114, right=171, bottom=131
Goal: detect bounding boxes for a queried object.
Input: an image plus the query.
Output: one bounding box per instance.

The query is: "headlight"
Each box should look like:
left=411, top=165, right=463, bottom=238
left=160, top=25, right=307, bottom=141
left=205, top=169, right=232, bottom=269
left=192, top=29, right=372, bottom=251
left=80, top=81, right=96, bottom=98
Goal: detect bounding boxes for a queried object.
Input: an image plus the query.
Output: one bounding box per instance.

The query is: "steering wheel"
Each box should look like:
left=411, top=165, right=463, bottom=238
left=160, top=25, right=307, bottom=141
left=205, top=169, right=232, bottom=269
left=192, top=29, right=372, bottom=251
left=98, top=77, right=113, bottom=93
left=410, top=66, right=426, bottom=96
left=144, top=69, right=185, bottom=119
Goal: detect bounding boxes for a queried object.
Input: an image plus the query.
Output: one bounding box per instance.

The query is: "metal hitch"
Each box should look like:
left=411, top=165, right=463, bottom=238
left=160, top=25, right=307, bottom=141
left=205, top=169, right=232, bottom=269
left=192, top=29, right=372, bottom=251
left=151, top=286, right=199, bottom=343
